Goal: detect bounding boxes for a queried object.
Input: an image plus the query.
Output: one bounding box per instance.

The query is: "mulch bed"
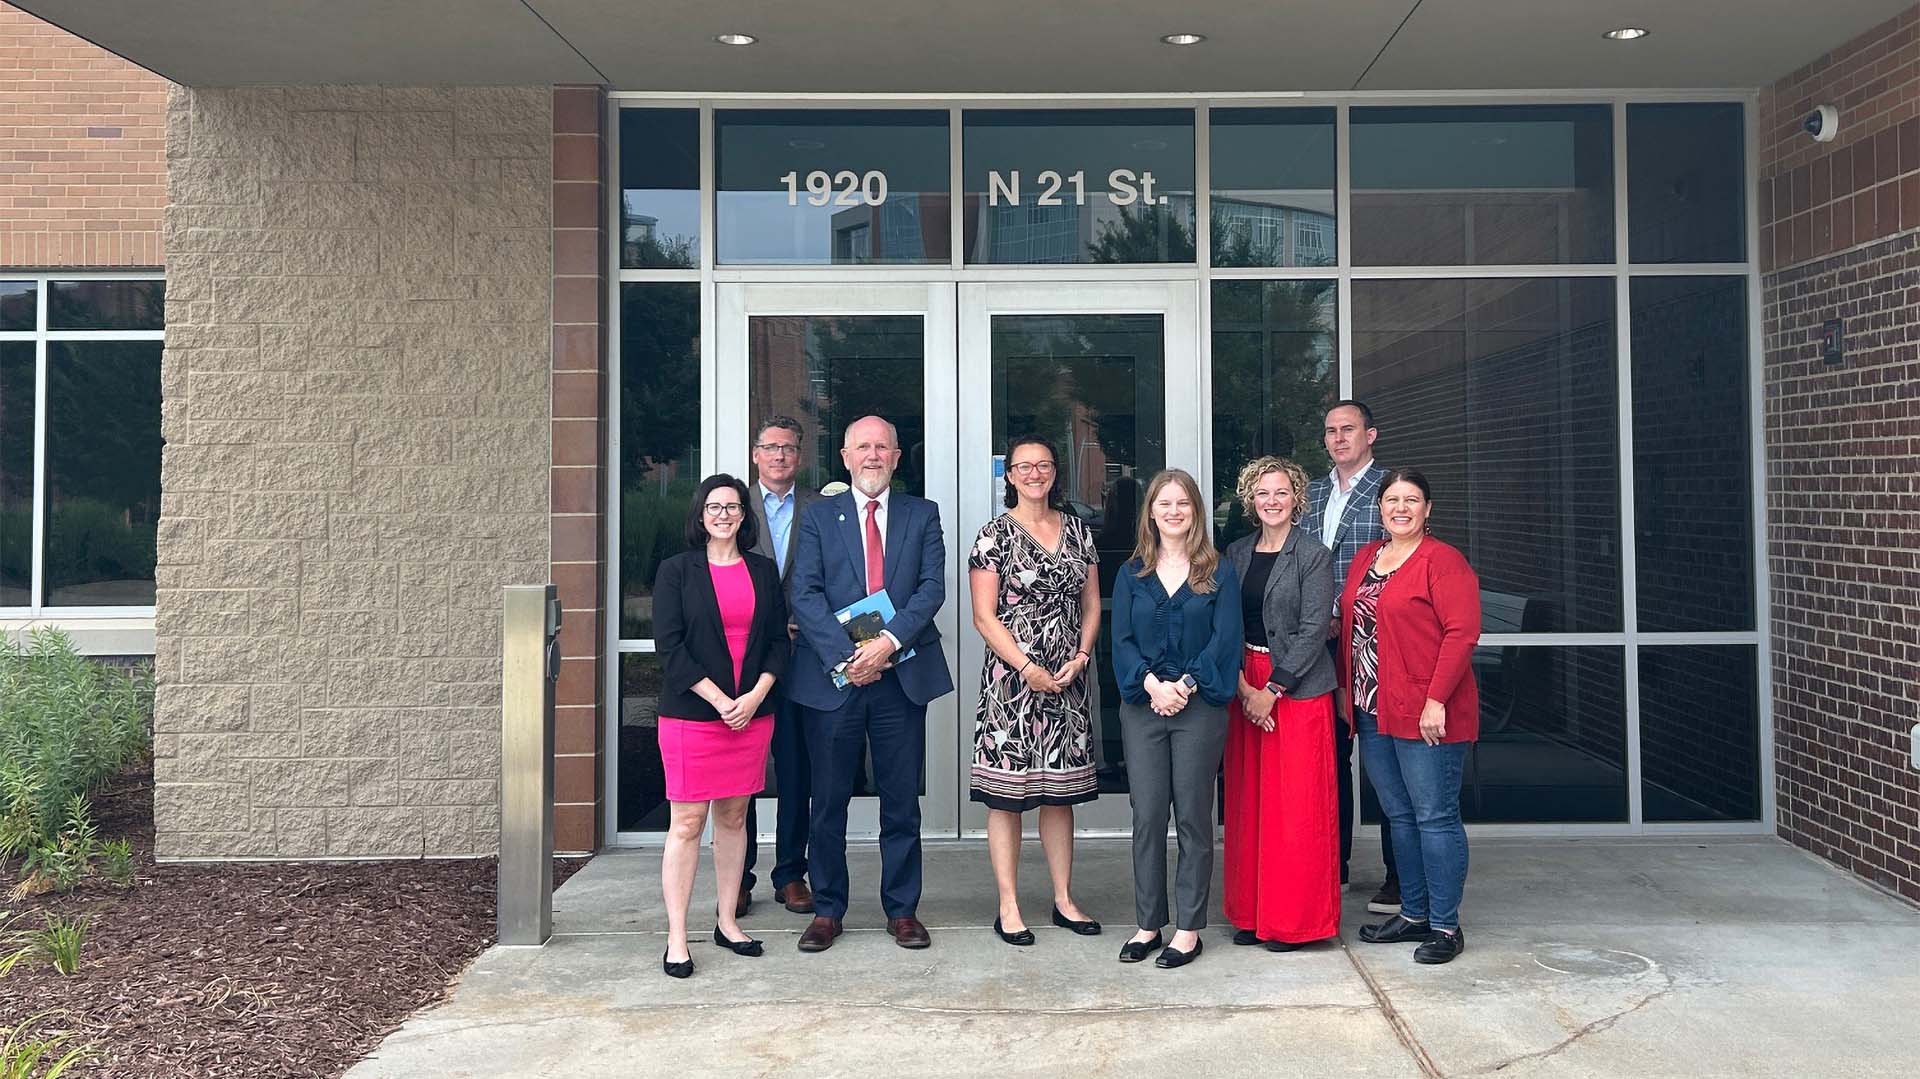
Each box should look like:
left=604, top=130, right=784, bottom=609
left=0, top=767, right=588, bottom=1078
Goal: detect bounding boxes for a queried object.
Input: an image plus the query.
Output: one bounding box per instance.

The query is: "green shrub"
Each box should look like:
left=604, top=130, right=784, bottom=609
left=0, top=1012, right=89, bottom=1078
left=30, top=916, right=86, bottom=977
left=0, top=629, right=151, bottom=861
left=99, top=838, right=133, bottom=887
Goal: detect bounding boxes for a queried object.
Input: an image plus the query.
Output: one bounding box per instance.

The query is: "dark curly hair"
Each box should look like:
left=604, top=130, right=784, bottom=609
left=1002, top=433, right=1068, bottom=511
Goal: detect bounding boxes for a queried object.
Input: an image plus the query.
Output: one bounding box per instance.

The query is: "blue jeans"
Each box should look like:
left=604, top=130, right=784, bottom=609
left=1355, top=710, right=1469, bottom=931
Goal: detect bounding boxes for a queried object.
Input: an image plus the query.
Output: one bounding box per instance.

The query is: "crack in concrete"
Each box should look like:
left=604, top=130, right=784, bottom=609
left=1476, top=979, right=1681, bottom=1074
left=1341, top=939, right=1447, bottom=1079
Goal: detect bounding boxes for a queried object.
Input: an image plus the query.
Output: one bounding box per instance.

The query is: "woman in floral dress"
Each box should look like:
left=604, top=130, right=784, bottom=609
left=968, top=434, right=1103, bottom=946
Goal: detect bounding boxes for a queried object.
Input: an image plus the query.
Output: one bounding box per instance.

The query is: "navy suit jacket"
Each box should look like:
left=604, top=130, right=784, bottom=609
left=786, top=489, right=954, bottom=710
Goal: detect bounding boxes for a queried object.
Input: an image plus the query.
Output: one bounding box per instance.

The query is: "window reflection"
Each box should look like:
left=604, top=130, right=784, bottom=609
left=1353, top=278, right=1621, bottom=633
left=1641, top=646, right=1760, bottom=821
left=1628, top=103, right=1746, bottom=264
left=747, top=315, right=926, bottom=497
left=1210, top=280, right=1336, bottom=546
left=0, top=344, right=32, bottom=607
left=963, top=109, right=1196, bottom=265
left=619, top=652, right=669, bottom=831
left=43, top=341, right=162, bottom=607
left=619, top=283, right=701, bottom=639
left=1351, top=106, right=1614, bottom=265
left=0, top=282, right=33, bottom=331
left=619, top=109, right=700, bottom=269
left=47, top=280, right=164, bottom=330
left=1210, top=108, right=1337, bottom=268
left=991, top=314, right=1164, bottom=793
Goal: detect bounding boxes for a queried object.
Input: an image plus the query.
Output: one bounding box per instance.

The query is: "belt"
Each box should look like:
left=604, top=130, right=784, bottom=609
left=1244, top=642, right=1270, bottom=653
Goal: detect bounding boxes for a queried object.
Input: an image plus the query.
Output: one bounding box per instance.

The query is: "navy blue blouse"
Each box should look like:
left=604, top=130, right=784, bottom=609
left=1110, top=558, right=1243, bottom=708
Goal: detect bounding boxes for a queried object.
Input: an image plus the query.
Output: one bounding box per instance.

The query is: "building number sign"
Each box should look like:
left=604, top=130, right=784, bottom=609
left=780, top=169, right=1170, bottom=207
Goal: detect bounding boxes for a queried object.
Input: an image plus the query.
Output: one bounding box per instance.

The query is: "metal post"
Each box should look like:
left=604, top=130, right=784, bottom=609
left=499, top=584, right=559, bottom=946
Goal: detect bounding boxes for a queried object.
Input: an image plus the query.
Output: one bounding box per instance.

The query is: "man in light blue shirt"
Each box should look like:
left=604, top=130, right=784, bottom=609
left=741, top=416, right=822, bottom=916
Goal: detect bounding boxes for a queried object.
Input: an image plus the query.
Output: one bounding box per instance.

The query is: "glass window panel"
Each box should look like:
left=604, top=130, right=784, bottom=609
left=619, top=283, right=701, bottom=639
left=1640, top=645, right=1760, bottom=821
left=1628, top=103, right=1746, bottom=264
left=1351, top=106, right=1613, bottom=266
left=1631, top=276, right=1753, bottom=632
left=1353, top=278, right=1620, bottom=633
left=619, top=108, right=700, bottom=269
left=1210, top=280, right=1336, bottom=546
left=0, top=281, right=33, bottom=330
left=1360, top=646, right=1629, bottom=824
left=1, top=343, right=33, bottom=607
left=963, top=109, right=1196, bottom=265
left=717, top=110, right=950, bottom=266
left=991, top=313, right=1165, bottom=794
left=1210, top=108, right=1336, bottom=268
left=42, top=341, right=161, bottom=607
left=618, top=652, right=669, bottom=831
left=748, top=315, right=926, bottom=498
left=46, top=280, right=164, bottom=330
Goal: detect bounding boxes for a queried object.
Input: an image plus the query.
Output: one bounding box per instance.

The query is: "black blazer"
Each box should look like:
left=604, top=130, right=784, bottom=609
left=652, top=549, right=790, bottom=722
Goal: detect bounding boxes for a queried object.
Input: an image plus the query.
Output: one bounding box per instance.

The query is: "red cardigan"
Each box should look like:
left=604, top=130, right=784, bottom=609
left=1336, top=538, right=1481, bottom=743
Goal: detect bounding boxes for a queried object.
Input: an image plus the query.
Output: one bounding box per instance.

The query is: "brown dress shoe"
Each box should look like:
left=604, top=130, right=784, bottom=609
left=797, top=916, right=842, bottom=952
left=734, top=891, right=752, bottom=919
left=777, top=881, right=815, bottom=913
left=887, top=916, right=932, bottom=949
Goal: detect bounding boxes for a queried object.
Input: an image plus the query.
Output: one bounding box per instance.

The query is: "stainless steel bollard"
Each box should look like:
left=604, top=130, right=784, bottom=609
left=499, top=584, right=560, bottom=946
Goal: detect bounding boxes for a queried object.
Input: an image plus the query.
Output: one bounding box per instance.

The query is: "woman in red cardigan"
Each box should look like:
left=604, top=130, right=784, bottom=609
left=1334, top=469, right=1480, bottom=965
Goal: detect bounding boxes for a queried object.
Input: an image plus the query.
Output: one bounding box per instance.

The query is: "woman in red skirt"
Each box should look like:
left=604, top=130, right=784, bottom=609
left=1221, top=456, right=1340, bottom=950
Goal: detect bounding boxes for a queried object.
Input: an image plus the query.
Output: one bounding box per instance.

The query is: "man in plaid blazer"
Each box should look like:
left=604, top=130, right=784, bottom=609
left=1304, top=399, right=1401, bottom=914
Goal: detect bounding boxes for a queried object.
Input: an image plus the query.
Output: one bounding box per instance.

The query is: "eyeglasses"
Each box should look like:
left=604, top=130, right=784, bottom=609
left=1008, top=461, right=1056, bottom=476
left=754, top=442, right=800, bottom=456
left=704, top=503, right=745, bottom=517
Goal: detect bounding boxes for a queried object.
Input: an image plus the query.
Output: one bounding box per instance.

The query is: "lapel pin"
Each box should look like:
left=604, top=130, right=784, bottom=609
left=837, top=513, right=846, bottom=522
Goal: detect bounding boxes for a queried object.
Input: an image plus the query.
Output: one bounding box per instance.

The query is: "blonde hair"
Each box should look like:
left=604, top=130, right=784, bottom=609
left=1131, top=469, right=1220, bottom=594
left=1235, top=456, right=1313, bottom=527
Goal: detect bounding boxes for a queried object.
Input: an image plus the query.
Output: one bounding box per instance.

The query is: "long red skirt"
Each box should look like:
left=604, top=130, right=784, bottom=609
left=1223, top=647, right=1339, bottom=944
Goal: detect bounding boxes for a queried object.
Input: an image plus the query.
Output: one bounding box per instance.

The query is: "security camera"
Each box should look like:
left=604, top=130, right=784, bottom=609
left=1805, top=105, right=1840, bottom=143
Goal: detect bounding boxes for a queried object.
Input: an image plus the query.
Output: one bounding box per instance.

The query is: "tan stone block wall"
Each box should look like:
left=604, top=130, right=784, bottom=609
left=155, top=86, right=551, bottom=859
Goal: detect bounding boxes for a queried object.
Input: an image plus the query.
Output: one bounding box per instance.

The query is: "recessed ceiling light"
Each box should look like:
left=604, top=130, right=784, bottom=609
left=787, top=138, right=826, bottom=151
left=1160, top=33, right=1206, bottom=46
left=1602, top=27, right=1649, bottom=41
left=714, top=32, right=757, bottom=46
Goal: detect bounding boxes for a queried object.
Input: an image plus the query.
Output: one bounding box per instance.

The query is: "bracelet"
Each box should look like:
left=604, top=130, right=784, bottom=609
left=1017, top=657, right=1034, bottom=674
left=1074, top=649, right=1091, bottom=661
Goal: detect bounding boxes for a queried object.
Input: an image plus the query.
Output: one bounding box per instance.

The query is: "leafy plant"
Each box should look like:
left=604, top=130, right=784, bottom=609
left=11, top=799, right=99, bottom=898
left=30, top=917, right=86, bottom=977
left=0, top=629, right=151, bottom=859
left=100, top=838, right=133, bottom=887
left=0, top=1012, right=90, bottom=1078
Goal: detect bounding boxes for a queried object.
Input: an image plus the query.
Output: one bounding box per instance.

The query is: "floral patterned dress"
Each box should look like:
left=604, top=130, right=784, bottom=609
left=968, top=512, right=1100, bottom=811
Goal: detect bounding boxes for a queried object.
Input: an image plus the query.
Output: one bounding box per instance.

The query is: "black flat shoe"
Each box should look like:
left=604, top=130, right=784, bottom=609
left=1051, top=905, right=1102, bottom=936
left=1264, top=939, right=1305, bottom=952
left=993, top=916, right=1036, bottom=946
left=1154, top=938, right=1203, bottom=969
left=1117, top=932, right=1164, bottom=963
left=1358, top=914, right=1437, bottom=944
left=1413, top=928, right=1465, bottom=964
left=662, top=948, right=694, bottom=979
left=1231, top=928, right=1262, bottom=946
left=712, top=926, right=764, bottom=957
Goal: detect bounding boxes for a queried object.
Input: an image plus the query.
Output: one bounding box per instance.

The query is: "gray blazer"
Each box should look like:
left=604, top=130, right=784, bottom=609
left=748, top=481, right=821, bottom=597
left=1224, top=526, right=1338, bottom=699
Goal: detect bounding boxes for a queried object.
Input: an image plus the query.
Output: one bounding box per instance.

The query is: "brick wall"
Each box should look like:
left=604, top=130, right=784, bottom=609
left=153, top=86, right=551, bottom=859
left=1763, top=4, right=1920, bottom=904
left=0, top=1, right=167, bottom=267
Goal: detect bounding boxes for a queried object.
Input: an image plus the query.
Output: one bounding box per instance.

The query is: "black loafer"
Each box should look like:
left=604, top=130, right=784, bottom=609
left=993, top=916, right=1036, bottom=946
left=1154, top=938, right=1203, bottom=969
left=1413, top=929, right=1465, bottom=964
left=662, top=948, right=694, bottom=979
left=711, top=926, right=763, bottom=957
left=1118, top=932, right=1164, bottom=963
left=1231, top=928, right=1262, bottom=946
left=1051, top=905, right=1102, bottom=936
left=1358, top=914, right=1437, bottom=944
left=1264, top=938, right=1305, bottom=952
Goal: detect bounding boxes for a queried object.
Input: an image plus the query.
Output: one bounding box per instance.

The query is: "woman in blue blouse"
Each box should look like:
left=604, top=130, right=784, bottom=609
left=1111, top=468, right=1243, bottom=969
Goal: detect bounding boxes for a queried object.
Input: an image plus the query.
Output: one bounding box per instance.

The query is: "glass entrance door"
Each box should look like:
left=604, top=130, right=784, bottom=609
left=956, top=281, right=1201, bottom=834
left=717, top=282, right=961, bottom=837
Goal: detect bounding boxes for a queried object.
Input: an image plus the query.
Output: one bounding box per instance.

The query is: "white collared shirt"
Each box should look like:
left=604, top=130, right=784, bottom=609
left=1319, top=458, right=1371, bottom=549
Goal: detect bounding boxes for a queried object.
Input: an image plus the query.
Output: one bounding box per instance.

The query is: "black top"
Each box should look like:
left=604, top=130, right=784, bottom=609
left=1241, top=549, right=1280, bottom=645
left=652, top=549, right=790, bottom=722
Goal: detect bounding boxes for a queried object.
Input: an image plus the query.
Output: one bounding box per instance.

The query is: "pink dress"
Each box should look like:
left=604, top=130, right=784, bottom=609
left=657, top=559, right=775, bottom=802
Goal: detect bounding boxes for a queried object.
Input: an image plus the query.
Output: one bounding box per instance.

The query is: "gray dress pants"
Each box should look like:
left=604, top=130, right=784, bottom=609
left=1120, top=698, right=1229, bottom=932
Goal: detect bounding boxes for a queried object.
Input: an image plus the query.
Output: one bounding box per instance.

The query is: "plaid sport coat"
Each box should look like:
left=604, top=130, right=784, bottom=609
left=1304, top=460, right=1389, bottom=591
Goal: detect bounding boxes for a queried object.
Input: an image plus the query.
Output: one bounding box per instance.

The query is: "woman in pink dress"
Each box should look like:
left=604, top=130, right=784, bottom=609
left=653, top=474, right=789, bottom=979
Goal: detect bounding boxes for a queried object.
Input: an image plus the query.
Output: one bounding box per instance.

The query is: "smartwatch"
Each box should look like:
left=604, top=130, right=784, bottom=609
left=1263, top=680, right=1284, bottom=696
left=1178, top=673, right=1197, bottom=690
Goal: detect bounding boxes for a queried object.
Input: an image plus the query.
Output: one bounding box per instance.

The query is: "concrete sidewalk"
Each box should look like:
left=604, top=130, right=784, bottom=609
left=348, top=836, right=1920, bottom=1078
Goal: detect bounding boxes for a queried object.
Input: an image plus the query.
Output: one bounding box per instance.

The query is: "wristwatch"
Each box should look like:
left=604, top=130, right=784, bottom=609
left=1178, top=673, right=1197, bottom=690
left=1263, top=679, right=1284, bottom=696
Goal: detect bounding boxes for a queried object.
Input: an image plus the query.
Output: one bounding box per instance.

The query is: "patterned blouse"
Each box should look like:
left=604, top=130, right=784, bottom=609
left=1350, top=566, right=1395, bottom=713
